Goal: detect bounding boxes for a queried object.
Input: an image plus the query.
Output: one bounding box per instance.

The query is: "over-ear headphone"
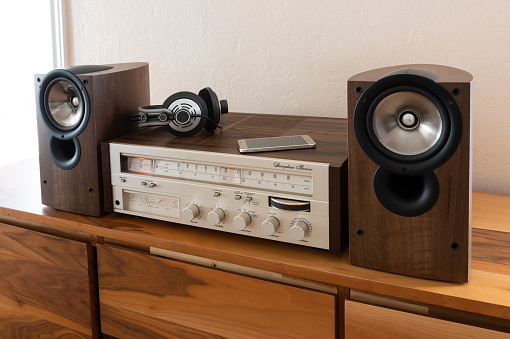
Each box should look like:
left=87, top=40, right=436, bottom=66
left=133, top=87, right=228, bottom=136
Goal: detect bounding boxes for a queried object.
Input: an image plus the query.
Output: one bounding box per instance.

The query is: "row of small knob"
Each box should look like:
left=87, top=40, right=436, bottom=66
left=182, top=204, right=309, bottom=240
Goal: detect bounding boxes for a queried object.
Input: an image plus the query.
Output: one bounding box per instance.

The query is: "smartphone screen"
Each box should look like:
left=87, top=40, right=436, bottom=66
left=238, top=135, right=316, bottom=153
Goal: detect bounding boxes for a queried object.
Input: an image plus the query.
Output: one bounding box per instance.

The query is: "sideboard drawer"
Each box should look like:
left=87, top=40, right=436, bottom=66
left=97, top=245, right=337, bottom=338
left=0, top=223, right=94, bottom=338
left=345, top=300, right=510, bottom=338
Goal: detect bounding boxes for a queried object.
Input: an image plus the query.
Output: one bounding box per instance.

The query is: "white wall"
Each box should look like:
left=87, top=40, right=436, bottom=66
left=0, top=2, right=53, bottom=167
left=66, top=0, right=510, bottom=194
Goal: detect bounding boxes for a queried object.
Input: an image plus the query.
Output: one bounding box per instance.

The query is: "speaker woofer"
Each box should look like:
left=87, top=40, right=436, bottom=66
left=46, top=78, right=85, bottom=129
left=38, top=69, right=90, bottom=140
left=372, top=91, right=443, bottom=156
left=353, top=73, right=462, bottom=175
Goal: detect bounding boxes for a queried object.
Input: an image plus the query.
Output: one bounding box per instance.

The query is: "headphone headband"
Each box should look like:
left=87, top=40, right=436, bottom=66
left=132, top=88, right=228, bottom=136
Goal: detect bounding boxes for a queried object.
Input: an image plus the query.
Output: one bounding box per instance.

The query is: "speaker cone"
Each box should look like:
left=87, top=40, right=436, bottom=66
left=47, top=79, right=84, bottom=129
left=373, top=91, right=443, bottom=156
left=353, top=72, right=462, bottom=175
left=38, top=69, right=90, bottom=140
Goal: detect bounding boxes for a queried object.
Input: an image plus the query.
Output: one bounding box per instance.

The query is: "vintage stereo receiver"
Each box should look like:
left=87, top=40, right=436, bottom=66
left=106, top=113, right=348, bottom=252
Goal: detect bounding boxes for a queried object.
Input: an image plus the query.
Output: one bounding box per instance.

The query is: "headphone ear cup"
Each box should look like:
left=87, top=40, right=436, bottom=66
left=198, top=87, right=221, bottom=131
left=162, top=91, right=208, bottom=137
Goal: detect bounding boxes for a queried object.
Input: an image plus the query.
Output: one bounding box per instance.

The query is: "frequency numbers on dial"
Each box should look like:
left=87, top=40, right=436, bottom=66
left=126, top=156, right=312, bottom=195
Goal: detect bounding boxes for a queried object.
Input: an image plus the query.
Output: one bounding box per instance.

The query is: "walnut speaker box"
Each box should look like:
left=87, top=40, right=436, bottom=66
left=347, top=65, right=472, bottom=282
left=35, top=62, right=150, bottom=216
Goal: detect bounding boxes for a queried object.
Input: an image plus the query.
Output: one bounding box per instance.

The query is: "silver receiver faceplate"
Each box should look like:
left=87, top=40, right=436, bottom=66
left=109, top=143, right=331, bottom=249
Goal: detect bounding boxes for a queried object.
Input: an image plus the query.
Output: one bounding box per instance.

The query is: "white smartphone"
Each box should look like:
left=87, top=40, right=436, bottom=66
left=238, top=135, right=316, bottom=153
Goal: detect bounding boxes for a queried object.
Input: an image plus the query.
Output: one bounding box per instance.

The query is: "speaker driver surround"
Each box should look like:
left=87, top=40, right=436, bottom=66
left=372, top=91, right=443, bottom=156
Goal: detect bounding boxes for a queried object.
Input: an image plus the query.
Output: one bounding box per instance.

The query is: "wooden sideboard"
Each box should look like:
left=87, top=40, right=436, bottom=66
left=0, top=157, right=510, bottom=338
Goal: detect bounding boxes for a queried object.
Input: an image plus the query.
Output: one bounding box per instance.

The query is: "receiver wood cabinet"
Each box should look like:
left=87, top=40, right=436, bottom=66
left=0, top=223, right=97, bottom=338
left=97, top=245, right=337, bottom=339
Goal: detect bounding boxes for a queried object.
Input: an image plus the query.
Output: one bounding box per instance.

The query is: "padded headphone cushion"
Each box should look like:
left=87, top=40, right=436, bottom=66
left=198, top=87, right=221, bottom=131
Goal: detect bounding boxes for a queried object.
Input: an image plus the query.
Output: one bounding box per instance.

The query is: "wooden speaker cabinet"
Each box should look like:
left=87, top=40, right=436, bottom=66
left=35, top=62, right=150, bottom=216
left=347, top=65, right=472, bottom=282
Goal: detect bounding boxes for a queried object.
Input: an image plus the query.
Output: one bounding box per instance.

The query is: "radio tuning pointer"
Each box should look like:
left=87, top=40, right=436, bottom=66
left=207, top=208, right=225, bottom=225
left=261, top=217, right=280, bottom=235
left=182, top=204, right=200, bottom=221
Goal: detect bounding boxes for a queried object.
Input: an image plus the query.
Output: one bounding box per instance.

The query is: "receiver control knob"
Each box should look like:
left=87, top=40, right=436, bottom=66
left=261, top=217, right=280, bottom=235
left=207, top=208, right=225, bottom=225
left=233, top=212, right=251, bottom=230
left=290, top=220, right=310, bottom=241
left=182, top=204, right=200, bottom=221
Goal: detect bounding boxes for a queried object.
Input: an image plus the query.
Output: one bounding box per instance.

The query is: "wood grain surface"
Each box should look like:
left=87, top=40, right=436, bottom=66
left=111, top=113, right=348, bottom=167
left=0, top=222, right=93, bottom=338
left=0, top=303, right=90, bottom=339
left=97, top=245, right=337, bottom=339
left=347, top=66, right=472, bottom=282
left=473, top=192, right=510, bottom=233
left=345, top=300, right=510, bottom=339
left=350, top=289, right=510, bottom=333
left=0, top=155, right=510, bottom=321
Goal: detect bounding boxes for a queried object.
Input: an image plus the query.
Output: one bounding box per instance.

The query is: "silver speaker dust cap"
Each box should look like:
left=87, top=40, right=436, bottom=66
left=373, top=91, right=442, bottom=156
left=47, top=80, right=84, bottom=128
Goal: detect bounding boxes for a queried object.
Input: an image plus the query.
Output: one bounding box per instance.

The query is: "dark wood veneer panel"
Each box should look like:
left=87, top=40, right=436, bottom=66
left=111, top=113, right=348, bottom=167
